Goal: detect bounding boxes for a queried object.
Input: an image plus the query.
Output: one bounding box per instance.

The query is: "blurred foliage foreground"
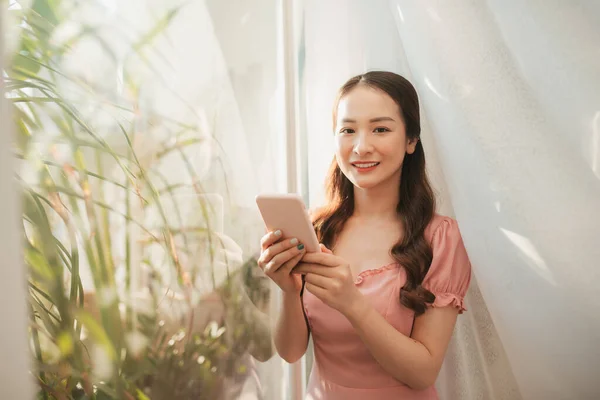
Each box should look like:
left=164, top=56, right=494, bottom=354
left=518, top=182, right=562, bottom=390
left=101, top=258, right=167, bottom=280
left=4, top=0, right=273, bottom=398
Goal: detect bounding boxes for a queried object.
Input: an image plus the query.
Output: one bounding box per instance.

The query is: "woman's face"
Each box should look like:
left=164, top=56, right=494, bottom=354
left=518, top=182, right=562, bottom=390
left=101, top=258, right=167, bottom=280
left=334, top=85, right=417, bottom=190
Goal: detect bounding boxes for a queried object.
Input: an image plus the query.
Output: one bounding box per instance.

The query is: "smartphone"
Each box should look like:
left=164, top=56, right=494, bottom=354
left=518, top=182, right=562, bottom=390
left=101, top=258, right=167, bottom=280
left=255, top=193, right=321, bottom=253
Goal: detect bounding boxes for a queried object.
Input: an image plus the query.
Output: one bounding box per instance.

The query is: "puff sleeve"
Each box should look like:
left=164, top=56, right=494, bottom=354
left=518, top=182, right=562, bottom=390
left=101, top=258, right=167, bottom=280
left=422, top=217, right=472, bottom=313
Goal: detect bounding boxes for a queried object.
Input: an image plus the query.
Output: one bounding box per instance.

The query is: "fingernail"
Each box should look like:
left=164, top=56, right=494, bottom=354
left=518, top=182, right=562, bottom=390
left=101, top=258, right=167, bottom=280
left=274, top=230, right=282, bottom=237
left=297, top=243, right=305, bottom=250
left=290, top=238, right=298, bottom=245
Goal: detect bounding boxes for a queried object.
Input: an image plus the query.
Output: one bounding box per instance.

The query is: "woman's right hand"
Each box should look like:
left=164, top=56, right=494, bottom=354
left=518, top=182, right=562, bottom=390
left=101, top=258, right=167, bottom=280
left=257, top=230, right=306, bottom=294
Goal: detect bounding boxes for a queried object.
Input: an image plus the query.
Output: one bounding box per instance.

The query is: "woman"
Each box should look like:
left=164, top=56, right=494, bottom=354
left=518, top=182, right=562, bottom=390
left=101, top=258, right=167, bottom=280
left=257, top=71, right=472, bottom=399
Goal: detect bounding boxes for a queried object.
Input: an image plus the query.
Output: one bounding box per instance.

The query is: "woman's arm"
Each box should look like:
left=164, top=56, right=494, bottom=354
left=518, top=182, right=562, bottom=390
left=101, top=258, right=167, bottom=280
left=273, top=290, right=310, bottom=363
left=256, top=228, right=312, bottom=363
left=346, top=300, right=458, bottom=390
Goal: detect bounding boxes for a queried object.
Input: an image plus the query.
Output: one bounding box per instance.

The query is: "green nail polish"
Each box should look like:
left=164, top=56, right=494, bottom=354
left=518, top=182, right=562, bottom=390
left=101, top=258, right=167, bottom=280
left=297, top=244, right=305, bottom=250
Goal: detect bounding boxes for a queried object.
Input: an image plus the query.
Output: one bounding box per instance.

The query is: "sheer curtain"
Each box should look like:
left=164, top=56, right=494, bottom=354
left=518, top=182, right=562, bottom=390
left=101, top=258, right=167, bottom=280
left=302, top=0, right=600, bottom=399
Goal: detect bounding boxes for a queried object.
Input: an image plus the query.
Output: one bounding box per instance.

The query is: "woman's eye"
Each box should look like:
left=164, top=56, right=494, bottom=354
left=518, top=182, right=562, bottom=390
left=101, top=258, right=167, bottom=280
left=374, top=127, right=390, bottom=133
left=339, top=128, right=355, bottom=134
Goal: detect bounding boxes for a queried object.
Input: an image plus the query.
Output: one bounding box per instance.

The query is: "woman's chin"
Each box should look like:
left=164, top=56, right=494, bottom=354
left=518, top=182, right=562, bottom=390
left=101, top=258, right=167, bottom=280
left=349, top=176, right=383, bottom=190
left=348, top=170, right=400, bottom=190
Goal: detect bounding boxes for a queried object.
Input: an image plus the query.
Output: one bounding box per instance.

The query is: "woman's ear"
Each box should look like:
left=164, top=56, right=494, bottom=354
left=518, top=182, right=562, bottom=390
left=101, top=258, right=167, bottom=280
left=406, top=137, right=419, bottom=154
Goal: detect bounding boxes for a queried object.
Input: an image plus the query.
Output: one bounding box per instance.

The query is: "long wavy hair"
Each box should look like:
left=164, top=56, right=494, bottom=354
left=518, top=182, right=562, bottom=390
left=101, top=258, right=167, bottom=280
left=312, top=71, right=436, bottom=316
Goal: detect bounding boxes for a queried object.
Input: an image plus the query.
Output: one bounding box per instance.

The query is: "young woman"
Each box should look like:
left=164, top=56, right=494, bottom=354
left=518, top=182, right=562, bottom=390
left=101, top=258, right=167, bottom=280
left=257, top=71, right=472, bottom=399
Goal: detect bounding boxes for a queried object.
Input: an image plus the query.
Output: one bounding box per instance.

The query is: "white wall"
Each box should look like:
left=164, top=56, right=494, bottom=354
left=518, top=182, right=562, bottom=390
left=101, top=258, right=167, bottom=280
left=0, top=5, right=36, bottom=398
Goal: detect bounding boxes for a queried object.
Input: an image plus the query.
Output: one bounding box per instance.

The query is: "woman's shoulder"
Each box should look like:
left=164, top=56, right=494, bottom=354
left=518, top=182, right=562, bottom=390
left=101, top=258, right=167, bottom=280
left=424, top=213, right=460, bottom=244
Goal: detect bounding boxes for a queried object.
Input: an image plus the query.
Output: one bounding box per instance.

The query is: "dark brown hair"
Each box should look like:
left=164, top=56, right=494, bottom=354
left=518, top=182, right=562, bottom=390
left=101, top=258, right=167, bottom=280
left=312, top=71, right=436, bottom=316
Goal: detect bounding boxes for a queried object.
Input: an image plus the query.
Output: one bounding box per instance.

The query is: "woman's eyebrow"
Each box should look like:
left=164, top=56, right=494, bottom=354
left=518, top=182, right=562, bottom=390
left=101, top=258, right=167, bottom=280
left=340, top=116, right=395, bottom=123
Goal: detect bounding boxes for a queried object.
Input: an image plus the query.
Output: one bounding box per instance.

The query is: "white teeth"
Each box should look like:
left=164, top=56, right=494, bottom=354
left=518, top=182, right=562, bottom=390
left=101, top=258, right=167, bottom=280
left=354, top=162, right=378, bottom=168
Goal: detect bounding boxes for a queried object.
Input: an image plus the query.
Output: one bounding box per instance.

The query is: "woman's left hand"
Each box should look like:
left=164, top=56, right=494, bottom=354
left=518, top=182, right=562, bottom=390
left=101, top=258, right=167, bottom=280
left=293, top=244, right=363, bottom=317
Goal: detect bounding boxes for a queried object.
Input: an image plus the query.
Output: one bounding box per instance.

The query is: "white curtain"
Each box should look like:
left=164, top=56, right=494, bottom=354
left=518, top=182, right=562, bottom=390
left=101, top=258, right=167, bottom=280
left=303, top=1, right=600, bottom=399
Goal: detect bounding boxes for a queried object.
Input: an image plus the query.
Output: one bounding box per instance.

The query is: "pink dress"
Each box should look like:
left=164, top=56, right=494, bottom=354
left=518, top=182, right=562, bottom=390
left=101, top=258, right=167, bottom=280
left=302, top=215, right=472, bottom=400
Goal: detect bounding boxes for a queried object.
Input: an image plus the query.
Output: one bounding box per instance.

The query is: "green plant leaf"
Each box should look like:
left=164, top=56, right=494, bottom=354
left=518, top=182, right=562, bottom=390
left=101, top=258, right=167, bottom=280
left=136, top=389, right=151, bottom=400
left=30, top=0, right=60, bottom=27
left=25, top=241, right=55, bottom=280
left=73, top=310, right=117, bottom=361
left=132, top=7, right=181, bottom=53
left=29, top=293, right=59, bottom=336
left=56, top=331, right=74, bottom=357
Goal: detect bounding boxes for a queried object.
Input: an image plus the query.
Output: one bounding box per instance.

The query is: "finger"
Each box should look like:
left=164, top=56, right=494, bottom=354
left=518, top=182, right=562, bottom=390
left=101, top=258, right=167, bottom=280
left=303, top=272, right=331, bottom=289
left=260, top=229, right=283, bottom=251
left=259, top=237, right=299, bottom=268
left=264, top=241, right=306, bottom=274
left=301, top=252, right=340, bottom=267
left=262, top=238, right=303, bottom=268
left=280, top=252, right=304, bottom=275
left=292, top=263, right=335, bottom=277
left=319, top=243, right=333, bottom=254
left=304, top=282, right=328, bottom=299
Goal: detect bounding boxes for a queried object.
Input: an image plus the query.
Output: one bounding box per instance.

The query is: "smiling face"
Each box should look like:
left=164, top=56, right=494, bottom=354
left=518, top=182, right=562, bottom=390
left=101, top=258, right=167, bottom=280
left=334, top=84, right=418, bottom=190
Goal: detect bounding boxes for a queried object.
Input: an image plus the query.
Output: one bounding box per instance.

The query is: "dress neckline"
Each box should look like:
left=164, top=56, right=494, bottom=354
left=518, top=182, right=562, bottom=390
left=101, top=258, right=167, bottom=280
left=354, top=262, right=399, bottom=285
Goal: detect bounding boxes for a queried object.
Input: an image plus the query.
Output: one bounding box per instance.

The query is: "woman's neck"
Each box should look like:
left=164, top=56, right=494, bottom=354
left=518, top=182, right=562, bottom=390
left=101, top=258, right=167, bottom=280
left=352, top=183, right=399, bottom=220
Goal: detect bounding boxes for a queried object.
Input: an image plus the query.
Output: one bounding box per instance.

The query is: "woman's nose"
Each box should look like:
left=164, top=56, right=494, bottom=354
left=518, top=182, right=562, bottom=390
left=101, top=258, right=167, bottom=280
left=353, top=132, right=374, bottom=155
